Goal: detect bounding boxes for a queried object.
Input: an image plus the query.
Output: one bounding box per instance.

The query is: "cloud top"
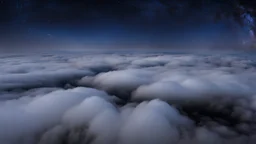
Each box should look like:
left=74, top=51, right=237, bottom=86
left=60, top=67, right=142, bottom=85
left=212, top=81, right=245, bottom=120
left=0, top=53, right=256, bottom=144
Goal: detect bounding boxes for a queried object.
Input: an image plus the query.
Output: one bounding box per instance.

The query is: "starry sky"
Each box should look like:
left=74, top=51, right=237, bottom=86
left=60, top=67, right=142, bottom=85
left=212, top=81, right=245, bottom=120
left=0, top=0, right=255, bottom=52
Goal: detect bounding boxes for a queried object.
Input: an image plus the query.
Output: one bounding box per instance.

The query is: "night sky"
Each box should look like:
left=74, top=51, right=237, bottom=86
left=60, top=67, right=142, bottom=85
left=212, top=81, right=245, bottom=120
left=2, top=2, right=256, bottom=144
left=0, top=0, right=255, bottom=52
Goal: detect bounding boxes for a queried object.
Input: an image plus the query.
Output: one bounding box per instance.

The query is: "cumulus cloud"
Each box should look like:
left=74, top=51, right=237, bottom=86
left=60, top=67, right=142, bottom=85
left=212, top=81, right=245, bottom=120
left=0, top=87, right=109, bottom=144
left=80, top=69, right=155, bottom=100
left=119, top=99, right=193, bottom=144
left=0, top=53, right=256, bottom=144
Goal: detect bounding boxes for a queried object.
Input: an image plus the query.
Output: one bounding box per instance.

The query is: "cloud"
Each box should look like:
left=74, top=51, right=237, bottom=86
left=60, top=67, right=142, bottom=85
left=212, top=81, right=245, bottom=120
left=0, top=55, right=95, bottom=91
left=0, top=87, right=109, bottom=144
left=0, top=53, right=256, bottom=144
left=78, top=69, right=155, bottom=100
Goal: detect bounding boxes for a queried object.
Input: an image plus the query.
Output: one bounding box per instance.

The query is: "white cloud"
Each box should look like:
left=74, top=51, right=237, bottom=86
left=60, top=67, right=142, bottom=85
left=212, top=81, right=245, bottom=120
left=0, top=53, right=256, bottom=144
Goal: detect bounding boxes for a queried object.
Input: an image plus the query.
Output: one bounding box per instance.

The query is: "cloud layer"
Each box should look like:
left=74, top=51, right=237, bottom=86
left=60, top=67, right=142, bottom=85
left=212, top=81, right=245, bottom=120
left=1, top=53, right=256, bottom=144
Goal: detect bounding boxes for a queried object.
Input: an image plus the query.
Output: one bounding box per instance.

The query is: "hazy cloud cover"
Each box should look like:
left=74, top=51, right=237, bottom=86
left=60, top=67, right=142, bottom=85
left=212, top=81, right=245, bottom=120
left=0, top=53, right=256, bottom=144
